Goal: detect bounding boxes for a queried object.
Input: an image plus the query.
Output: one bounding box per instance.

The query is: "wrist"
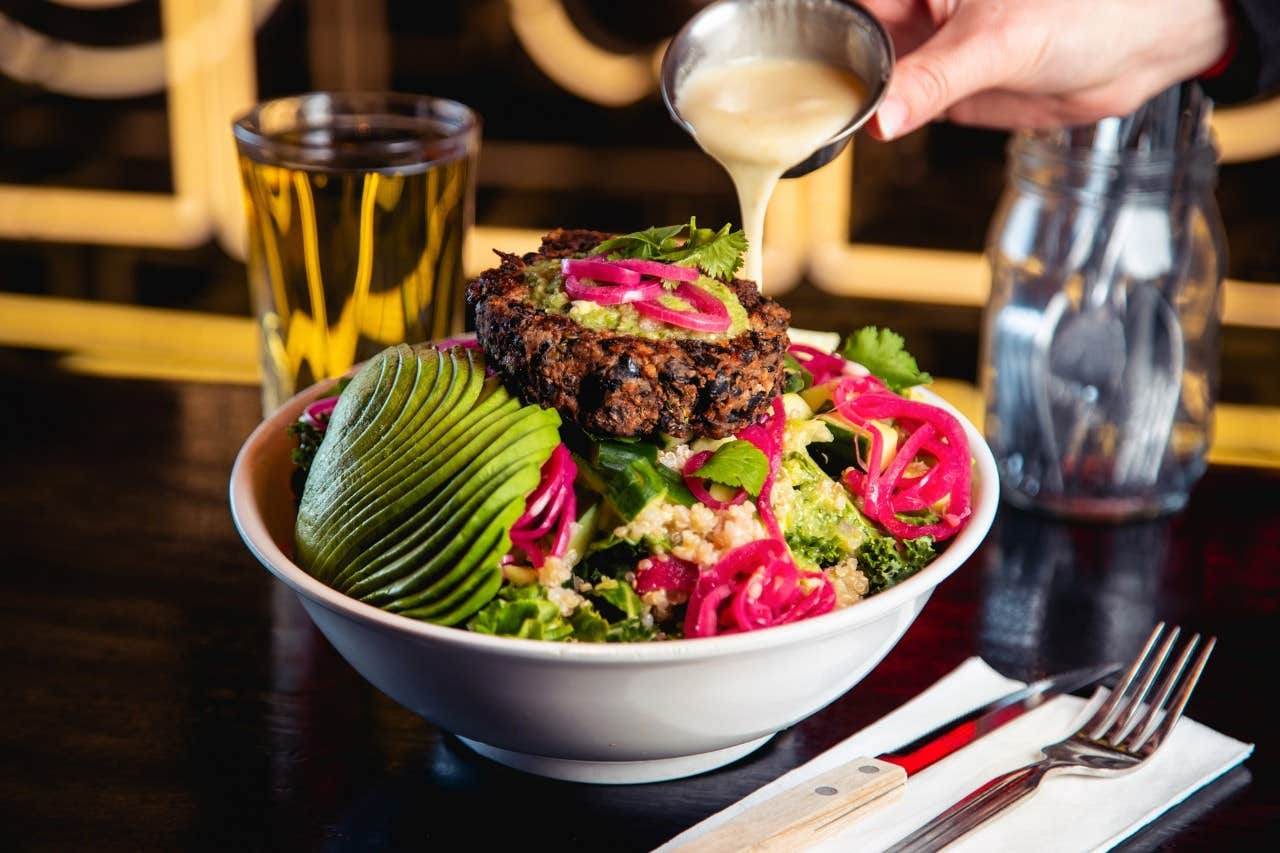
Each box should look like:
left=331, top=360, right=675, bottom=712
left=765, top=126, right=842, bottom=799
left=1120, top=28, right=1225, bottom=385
left=1199, top=1, right=1239, bottom=79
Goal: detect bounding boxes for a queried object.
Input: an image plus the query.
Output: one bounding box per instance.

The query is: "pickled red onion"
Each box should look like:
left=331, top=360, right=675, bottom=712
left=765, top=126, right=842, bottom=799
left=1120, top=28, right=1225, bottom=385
left=436, top=336, right=481, bottom=351
left=634, top=558, right=698, bottom=595
left=833, top=376, right=972, bottom=541
left=608, top=258, right=700, bottom=282
left=633, top=282, right=731, bottom=333
left=561, top=257, right=641, bottom=285
left=300, top=395, right=338, bottom=429
left=682, top=450, right=748, bottom=509
left=787, top=343, right=848, bottom=386
left=564, top=274, right=665, bottom=305
left=509, top=445, right=578, bottom=566
left=683, top=538, right=835, bottom=638
left=733, top=398, right=788, bottom=542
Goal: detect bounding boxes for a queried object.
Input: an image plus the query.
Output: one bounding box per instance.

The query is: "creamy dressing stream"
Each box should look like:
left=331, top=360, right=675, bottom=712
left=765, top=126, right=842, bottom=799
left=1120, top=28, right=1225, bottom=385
left=677, top=58, right=864, bottom=287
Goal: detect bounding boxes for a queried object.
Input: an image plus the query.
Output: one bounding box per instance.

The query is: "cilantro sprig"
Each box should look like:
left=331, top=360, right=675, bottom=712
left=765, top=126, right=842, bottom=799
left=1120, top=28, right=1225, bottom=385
left=594, top=217, right=748, bottom=281
left=840, top=327, right=931, bottom=393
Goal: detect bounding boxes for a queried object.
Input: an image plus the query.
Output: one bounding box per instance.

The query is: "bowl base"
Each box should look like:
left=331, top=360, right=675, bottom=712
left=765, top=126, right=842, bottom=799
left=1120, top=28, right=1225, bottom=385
left=458, top=733, right=776, bottom=784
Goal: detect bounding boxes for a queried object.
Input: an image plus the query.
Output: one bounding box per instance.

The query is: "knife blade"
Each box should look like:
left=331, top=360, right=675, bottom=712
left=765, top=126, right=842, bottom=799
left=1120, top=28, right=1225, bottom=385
left=671, top=662, right=1120, bottom=853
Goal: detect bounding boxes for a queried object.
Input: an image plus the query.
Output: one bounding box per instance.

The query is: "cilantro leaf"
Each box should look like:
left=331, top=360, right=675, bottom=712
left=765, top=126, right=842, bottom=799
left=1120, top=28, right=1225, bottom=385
left=840, top=327, right=931, bottom=393
left=689, top=439, right=769, bottom=496
left=594, top=217, right=747, bottom=281
left=594, top=224, right=685, bottom=261
left=675, top=219, right=748, bottom=281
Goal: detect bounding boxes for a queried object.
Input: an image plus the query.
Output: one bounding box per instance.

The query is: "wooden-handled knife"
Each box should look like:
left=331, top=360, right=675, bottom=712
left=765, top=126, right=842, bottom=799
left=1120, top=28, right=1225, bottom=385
left=671, top=663, right=1120, bottom=853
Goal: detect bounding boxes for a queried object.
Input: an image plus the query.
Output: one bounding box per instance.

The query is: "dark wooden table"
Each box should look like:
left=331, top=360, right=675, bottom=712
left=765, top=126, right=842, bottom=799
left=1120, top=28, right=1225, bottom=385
left=3, top=366, right=1276, bottom=851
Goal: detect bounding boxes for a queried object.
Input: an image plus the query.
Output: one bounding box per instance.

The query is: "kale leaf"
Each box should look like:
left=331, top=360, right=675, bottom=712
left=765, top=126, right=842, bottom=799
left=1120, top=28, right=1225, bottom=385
left=856, top=532, right=937, bottom=593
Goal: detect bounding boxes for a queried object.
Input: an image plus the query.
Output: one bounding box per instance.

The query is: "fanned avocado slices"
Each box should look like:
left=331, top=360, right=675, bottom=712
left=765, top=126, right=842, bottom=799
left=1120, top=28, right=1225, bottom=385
left=294, top=344, right=562, bottom=625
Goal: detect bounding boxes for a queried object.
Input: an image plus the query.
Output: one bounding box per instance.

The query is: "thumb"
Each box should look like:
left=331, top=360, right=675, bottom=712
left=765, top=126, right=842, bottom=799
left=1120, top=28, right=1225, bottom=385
left=873, top=9, right=1008, bottom=140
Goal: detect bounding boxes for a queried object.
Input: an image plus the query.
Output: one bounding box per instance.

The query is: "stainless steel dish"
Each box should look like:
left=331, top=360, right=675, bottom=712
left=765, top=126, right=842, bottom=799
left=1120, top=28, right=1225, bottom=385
left=660, top=0, right=894, bottom=178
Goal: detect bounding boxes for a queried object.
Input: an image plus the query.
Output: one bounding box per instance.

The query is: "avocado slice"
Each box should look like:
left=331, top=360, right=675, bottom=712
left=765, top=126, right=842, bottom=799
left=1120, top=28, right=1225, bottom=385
left=307, top=346, right=450, bottom=504
left=321, top=364, right=520, bottom=586
left=383, top=492, right=530, bottom=616
left=304, top=351, right=481, bottom=575
left=341, top=411, right=559, bottom=599
left=298, top=345, right=422, bottom=576
left=375, top=442, right=554, bottom=607
left=294, top=344, right=562, bottom=625
left=326, top=398, right=538, bottom=590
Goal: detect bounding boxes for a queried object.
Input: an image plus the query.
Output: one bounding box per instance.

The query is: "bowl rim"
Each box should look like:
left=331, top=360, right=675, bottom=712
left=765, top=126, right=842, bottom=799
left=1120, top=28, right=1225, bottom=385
left=230, top=340, right=999, bottom=663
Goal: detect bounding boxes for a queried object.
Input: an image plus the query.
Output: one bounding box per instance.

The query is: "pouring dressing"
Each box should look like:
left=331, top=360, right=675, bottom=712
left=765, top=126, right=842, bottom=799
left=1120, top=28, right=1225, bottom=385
left=676, top=58, right=865, bottom=286
left=660, top=0, right=894, bottom=289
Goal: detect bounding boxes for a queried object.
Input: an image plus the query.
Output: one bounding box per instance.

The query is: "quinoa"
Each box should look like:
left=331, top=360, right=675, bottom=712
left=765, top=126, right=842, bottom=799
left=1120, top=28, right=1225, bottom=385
left=639, top=587, right=689, bottom=623
left=826, top=557, right=871, bottom=608
left=546, top=586, right=585, bottom=617
left=615, top=499, right=767, bottom=567
left=538, top=554, right=585, bottom=616
left=656, top=443, right=696, bottom=473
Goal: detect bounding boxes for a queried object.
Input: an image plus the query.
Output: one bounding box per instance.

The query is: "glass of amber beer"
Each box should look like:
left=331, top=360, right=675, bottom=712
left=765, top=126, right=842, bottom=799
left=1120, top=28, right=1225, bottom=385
left=233, top=92, right=479, bottom=413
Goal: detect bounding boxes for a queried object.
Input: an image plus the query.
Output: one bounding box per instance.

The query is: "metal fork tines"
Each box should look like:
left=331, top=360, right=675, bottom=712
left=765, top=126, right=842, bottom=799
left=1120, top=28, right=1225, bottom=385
left=885, top=623, right=1216, bottom=853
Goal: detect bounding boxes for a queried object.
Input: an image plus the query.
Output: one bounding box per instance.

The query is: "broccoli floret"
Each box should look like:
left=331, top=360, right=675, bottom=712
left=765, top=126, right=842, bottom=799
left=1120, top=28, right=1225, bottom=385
left=779, top=450, right=865, bottom=568
left=857, top=532, right=936, bottom=593
left=777, top=447, right=938, bottom=589
left=786, top=531, right=851, bottom=568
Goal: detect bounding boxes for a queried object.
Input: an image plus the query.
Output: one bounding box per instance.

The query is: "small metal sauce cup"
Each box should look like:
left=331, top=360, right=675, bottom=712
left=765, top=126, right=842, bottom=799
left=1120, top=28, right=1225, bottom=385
left=660, top=0, right=894, bottom=178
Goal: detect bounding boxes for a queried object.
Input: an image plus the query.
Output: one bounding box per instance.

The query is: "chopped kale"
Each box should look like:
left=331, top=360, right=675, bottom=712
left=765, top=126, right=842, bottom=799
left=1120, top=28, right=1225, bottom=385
left=856, top=532, right=936, bottom=593
left=574, top=538, right=647, bottom=586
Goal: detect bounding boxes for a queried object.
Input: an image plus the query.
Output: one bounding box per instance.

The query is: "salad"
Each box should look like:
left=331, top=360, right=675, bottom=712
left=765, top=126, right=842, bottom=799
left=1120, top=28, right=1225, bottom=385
left=288, top=224, right=973, bottom=641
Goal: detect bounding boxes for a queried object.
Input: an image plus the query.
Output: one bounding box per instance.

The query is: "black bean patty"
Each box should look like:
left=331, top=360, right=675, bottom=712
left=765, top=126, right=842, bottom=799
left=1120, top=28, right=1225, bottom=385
left=466, top=229, right=790, bottom=439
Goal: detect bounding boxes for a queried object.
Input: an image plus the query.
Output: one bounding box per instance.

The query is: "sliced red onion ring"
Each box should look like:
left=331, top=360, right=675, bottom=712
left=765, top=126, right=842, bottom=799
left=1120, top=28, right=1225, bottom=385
left=633, top=283, right=731, bottom=332
left=563, top=274, right=664, bottom=305
left=683, top=538, right=835, bottom=637
left=833, top=378, right=973, bottom=541
left=608, top=258, right=700, bottom=282
left=300, top=395, right=339, bottom=429
left=682, top=451, right=748, bottom=509
left=561, top=257, right=641, bottom=286
left=508, top=445, right=579, bottom=566
left=787, top=343, right=848, bottom=386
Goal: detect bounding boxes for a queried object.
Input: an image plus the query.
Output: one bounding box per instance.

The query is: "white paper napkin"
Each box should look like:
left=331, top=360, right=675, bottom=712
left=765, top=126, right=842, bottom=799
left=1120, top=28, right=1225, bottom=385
left=658, top=657, right=1252, bottom=852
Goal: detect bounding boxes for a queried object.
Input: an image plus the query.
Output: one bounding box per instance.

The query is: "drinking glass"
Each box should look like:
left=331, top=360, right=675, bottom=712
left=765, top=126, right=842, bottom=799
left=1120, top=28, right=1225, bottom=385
left=233, top=92, right=479, bottom=413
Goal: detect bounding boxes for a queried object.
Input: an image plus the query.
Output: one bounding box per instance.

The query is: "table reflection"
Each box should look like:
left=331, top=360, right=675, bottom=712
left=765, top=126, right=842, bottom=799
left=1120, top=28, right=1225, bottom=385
left=980, top=506, right=1171, bottom=679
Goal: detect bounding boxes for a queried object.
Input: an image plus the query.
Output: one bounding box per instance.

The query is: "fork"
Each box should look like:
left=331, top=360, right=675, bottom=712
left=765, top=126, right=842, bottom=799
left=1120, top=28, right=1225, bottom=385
left=884, top=622, right=1215, bottom=852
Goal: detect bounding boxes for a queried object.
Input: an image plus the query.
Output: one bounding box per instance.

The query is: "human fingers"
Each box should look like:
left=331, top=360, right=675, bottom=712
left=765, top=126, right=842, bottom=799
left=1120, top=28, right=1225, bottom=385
left=944, top=76, right=1171, bottom=130
left=870, top=4, right=1020, bottom=140
left=856, top=0, right=937, bottom=55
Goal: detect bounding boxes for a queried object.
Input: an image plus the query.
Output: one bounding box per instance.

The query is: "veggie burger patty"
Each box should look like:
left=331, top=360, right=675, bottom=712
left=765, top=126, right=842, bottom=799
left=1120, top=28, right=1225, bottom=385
left=467, top=229, right=790, bottom=439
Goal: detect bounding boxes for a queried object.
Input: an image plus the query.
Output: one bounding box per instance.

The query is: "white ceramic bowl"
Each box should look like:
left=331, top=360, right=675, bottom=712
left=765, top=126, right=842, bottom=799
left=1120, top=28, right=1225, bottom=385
left=230, top=370, right=998, bottom=784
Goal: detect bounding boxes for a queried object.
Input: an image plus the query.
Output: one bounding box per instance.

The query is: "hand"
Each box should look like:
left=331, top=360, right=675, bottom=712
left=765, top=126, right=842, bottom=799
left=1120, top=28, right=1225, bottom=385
left=861, top=0, right=1231, bottom=138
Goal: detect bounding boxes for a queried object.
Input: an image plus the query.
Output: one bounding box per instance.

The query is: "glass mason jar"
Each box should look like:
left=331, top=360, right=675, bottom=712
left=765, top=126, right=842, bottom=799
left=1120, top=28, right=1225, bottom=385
left=981, top=131, right=1226, bottom=520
